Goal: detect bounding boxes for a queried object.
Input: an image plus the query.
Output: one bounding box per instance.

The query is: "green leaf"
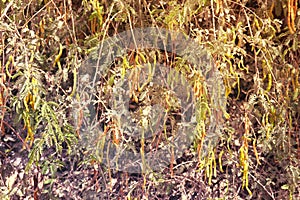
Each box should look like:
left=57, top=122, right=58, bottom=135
left=281, top=184, right=289, bottom=190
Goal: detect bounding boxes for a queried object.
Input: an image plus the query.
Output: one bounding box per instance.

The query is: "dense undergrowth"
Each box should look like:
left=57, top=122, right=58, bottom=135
left=0, top=0, right=299, bottom=199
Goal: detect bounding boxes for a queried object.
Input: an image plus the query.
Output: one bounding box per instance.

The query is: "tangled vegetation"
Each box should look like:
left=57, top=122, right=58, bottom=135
left=0, top=0, right=299, bottom=199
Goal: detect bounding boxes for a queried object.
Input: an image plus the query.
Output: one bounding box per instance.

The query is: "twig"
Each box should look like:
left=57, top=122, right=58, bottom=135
left=211, top=0, right=217, bottom=40
left=248, top=173, right=275, bottom=200
left=21, top=1, right=52, bottom=29
left=0, top=0, right=13, bottom=20
left=2, top=120, right=30, bottom=151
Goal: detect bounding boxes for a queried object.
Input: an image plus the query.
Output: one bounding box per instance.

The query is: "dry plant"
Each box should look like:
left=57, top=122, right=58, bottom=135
left=0, top=0, right=299, bottom=199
